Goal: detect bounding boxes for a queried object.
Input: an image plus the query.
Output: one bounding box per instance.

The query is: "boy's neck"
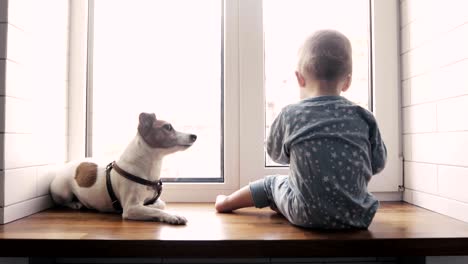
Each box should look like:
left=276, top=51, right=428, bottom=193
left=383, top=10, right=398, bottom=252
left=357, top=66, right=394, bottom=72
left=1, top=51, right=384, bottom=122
left=301, top=87, right=341, bottom=99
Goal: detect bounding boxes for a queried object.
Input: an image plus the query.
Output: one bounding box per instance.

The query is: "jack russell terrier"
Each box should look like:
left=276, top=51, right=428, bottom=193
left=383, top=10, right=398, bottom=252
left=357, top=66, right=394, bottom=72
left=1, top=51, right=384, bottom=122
left=50, top=112, right=196, bottom=225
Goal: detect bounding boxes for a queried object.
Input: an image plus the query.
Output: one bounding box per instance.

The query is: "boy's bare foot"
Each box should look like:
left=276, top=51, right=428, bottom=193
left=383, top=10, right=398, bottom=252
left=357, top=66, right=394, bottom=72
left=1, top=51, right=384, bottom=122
left=271, top=206, right=283, bottom=215
left=215, top=186, right=255, bottom=213
left=215, top=195, right=232, bottom=213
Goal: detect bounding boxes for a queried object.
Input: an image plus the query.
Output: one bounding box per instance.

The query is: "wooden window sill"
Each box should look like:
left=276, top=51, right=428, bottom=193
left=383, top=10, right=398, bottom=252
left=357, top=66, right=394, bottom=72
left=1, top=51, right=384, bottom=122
left=0, top=202, right=468, bottom=257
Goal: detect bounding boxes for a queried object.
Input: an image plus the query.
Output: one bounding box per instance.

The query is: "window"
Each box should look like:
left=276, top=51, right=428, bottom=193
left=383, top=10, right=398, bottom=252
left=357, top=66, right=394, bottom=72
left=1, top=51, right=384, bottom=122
left=263, top=0, right=371, bottom=167
left=75, top=0, right=400, bottom=201
left=89, top=0, right=223, bottom=182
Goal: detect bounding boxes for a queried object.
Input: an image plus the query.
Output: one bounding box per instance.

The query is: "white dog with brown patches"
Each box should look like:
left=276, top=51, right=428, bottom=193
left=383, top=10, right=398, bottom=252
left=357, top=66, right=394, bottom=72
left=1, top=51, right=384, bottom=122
left=50, top=112, right=196, bottom=225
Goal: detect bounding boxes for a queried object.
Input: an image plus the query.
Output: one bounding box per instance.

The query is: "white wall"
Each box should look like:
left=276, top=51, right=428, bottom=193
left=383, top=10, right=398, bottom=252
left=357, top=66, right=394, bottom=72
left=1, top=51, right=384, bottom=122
left=0, top=0, right=69, bottom=223
left=401, top=0, right=468, bottom=223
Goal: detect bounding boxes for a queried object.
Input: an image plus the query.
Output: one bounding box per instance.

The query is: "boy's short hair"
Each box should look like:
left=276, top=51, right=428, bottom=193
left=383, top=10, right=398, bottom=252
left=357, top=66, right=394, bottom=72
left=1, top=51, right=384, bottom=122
left=297, top=29, right=352, bottom=82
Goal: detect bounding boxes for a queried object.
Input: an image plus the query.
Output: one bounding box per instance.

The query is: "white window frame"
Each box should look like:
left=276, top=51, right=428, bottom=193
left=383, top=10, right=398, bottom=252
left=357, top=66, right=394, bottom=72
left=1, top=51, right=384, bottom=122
left=68, top=0, right=401, bottom=202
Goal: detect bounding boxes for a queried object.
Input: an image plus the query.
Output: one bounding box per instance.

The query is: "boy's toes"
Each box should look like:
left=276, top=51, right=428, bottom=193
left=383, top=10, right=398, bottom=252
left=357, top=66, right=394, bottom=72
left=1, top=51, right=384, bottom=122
left=215, top=195, right=231, bottom=213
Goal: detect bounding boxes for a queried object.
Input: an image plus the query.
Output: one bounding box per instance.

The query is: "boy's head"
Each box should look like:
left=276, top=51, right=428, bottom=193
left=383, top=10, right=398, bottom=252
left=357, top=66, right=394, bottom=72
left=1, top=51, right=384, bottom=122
left=296, top=29, right=352, bottom=96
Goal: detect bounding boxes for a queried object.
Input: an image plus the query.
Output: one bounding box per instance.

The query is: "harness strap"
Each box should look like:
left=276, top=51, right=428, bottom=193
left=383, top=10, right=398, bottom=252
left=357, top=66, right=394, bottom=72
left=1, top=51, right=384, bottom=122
left=105, top=161, right=163, bottom=212
left=106, top=162, right=123, bottom=212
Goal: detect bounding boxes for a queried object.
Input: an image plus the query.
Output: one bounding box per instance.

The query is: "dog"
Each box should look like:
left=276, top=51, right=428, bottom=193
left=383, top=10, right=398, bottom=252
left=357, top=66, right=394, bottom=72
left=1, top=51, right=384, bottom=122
left=50, top=112, right=196, bottom=225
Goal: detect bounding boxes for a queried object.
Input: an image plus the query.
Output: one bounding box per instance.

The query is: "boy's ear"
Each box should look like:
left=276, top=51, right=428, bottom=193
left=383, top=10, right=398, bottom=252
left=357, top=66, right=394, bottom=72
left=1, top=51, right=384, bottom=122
left=341, top=74, right=352, bottom=92
left=295, top=71, right=306, bottom=88
left=138, top=112, right=157, bottom=136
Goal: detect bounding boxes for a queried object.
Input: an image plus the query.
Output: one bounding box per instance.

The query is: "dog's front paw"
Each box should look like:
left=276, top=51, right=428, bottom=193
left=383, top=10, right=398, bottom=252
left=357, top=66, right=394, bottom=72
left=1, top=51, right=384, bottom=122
left=66, top=201, right=83, bottom=210
left=164, top=214, right=188, bottom=225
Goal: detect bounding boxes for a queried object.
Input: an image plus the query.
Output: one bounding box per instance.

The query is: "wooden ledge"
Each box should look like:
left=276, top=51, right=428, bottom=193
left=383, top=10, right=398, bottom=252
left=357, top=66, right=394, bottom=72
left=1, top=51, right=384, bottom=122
left=1, top=202, right=468, bottom=257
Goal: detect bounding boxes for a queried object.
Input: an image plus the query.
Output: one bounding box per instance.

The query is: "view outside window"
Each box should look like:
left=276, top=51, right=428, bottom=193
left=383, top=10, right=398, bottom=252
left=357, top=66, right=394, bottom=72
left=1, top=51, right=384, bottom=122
left=264, top=0, right=370, bottom=166
left=91, top=0, right=222, bottom=180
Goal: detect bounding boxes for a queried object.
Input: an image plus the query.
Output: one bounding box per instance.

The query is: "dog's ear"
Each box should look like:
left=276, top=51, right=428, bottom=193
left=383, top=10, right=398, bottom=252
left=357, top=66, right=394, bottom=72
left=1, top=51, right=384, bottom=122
left=138, top=112, right=157, bottom=136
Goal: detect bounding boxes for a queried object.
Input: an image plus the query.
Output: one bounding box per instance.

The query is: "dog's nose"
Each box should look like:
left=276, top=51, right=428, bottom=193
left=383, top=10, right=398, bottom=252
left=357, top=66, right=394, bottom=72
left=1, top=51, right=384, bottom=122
left=190, top=134, right=197, bottom=142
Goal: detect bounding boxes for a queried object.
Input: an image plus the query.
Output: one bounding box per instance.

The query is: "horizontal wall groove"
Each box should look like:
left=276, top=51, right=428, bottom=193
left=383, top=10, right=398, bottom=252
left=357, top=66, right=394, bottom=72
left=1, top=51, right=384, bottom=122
left=0, top=132, right=34, bottom=135
left=2, top=163, right=63, bottom=171
left=401, top=21, right=468, bottom=55
left=402, top=94, right=468, bottom=108
left=404, top=187, right=437, bottom=197
left=0, top=94, right=30, bottom=101
left=404, top=160, right=468, bottom=169
left=0, top=58, right=20, bottom=65
left=407, top=188, right=468, bottom=206
left=0, top=57, right=21, bottom=65
left=401, top=57, right=468, bottom=81
left=5, top=22, right=25, bottom=33
left=403, top=130, right=468, bottom=135
left=0, top=194, right=51, bottom=209
left=0, top=95, right=70, bottom=104
left=1, top=165, right=56, bottom=171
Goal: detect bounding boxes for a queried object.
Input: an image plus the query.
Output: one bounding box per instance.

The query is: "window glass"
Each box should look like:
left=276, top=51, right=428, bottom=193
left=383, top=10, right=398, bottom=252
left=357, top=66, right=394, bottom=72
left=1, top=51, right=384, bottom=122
left=264, top=0, right=370, bottom=166
left=91, top=0, right=223, bottom=180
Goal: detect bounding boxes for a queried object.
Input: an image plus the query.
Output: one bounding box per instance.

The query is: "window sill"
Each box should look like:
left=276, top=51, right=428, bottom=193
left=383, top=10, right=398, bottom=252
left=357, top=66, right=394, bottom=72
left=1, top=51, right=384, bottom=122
left=0, top=202, right=468, bottom=257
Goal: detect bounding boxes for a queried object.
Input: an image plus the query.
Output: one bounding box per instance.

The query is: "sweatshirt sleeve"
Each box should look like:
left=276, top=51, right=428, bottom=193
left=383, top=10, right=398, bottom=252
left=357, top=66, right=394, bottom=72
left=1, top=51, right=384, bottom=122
left=369, top=119, right=387, bottom=175
left=267, top=108, right=290, bottom=165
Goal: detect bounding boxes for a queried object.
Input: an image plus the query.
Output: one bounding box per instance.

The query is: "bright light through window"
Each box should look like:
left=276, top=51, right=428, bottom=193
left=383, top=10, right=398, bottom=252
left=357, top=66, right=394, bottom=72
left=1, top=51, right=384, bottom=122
left=91, top=0, right=222, bottom=181
left=264, top=0, right=370, bottom=166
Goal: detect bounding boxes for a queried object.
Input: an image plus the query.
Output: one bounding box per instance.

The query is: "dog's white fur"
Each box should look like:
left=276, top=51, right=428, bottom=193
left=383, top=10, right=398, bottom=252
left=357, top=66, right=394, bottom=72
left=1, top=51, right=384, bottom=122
left=50, top=113, right=196, bottom=225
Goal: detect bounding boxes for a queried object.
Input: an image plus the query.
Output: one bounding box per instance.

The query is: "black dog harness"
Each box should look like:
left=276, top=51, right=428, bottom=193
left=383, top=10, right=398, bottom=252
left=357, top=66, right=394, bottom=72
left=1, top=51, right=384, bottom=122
left=105, top=161, right=163, bottom=212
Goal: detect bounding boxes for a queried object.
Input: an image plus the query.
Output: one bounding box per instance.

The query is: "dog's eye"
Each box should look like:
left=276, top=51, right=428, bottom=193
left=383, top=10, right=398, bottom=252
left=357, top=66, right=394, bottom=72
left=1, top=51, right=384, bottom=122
left=163, top=124, right=173, bottom=131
